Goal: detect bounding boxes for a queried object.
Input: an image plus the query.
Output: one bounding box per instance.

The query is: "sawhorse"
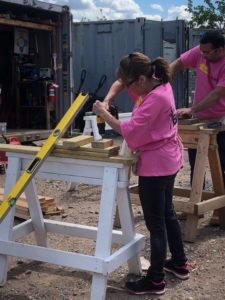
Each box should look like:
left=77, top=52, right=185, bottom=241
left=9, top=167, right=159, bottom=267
left=173, top=124, right=225, bottom=242
left=0, top=146, right=145, bottom=299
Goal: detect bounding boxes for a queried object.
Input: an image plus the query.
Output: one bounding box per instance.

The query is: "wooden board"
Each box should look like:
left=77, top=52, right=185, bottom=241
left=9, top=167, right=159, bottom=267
left=53, top=148, right=119, bottom=158
left=79, top=144, right=119, bottom=154
left=178, top=118, right=200, bottom=125
left=0, top=188, right=57, bottom=220
left=0, top=144, right=134, bottom=164
left=178, top=123, right=207, bottom=131
left=91, top=139, right=113, bottom=149
left=62, top=135, right=93, bottom=149
left=55, top=143, right=119, bottom=155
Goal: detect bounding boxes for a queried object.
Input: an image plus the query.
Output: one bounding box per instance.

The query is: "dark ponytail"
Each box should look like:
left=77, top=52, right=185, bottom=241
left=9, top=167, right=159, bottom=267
left=151, top=57, right=170, bottom=83
left=117, top=52, right=170, bottom=84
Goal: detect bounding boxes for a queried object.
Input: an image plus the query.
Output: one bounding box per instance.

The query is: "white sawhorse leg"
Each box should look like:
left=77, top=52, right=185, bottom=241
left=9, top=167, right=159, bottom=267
left=117, top=187, right=141, bottom=273
left=91, top=167, right=118, bottom=300
left=0, top=156, right=48, bottom=285
left=0, top=157, right=20, bottom=285
left=24, top=180, right=48, bottom=247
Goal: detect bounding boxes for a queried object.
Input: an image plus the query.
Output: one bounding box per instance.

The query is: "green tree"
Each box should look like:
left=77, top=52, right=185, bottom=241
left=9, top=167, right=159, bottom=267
left=186, top=0, right=225, bottom=29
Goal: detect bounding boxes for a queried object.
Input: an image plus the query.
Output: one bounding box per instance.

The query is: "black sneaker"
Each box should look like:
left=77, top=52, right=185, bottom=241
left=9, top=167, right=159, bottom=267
left=164, top=260, right=190, bottom=280
left=125, top=276, right=165, bottom=295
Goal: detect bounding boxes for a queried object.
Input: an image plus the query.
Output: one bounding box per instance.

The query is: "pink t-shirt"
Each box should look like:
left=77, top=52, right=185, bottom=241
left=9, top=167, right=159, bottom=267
left=181, top=46, right=225, bottom=119
left=120, top=83, right=183, bottom=176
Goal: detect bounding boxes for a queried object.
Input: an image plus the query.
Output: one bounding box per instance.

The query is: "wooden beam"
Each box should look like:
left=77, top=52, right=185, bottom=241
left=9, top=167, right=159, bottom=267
left=195, top=195, right=225, bottom=214
left=173, top=186, right=215, bottom=200
left=0, top=144, right=134, bottom=164
left=62, top=135, right=93, bottom=149
left=173, top=199, right=195, bottom=214
left=91, top=139, right=113, bottom=149
left=0, top=17, right=55, bottom=31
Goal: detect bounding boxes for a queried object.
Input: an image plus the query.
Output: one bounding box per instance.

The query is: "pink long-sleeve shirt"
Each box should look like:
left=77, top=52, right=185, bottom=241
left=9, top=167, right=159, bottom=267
left=181, top=45, right=225, bottom=119
left=120, top=83, right=183, bottom=176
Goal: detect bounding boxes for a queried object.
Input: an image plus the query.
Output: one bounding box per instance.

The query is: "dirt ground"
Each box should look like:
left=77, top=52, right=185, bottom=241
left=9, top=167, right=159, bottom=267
left=0, top=139, right=225, bottom=300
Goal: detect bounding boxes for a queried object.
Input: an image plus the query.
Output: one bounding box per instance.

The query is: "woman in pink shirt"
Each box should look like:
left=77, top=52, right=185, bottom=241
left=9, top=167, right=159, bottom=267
left=93, top=52, right=189, bottom=296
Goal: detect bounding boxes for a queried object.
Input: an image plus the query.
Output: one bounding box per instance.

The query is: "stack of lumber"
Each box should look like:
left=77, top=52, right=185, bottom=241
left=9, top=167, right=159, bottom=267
left=0, top=188, right=60, bottom=220
left=54, top=135, right=120, bottom=158
left=33, top=135, right=120, bottom=159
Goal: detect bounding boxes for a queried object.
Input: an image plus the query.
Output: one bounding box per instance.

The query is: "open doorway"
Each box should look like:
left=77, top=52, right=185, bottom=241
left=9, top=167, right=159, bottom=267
left=0, top=26, right=15, bottom=128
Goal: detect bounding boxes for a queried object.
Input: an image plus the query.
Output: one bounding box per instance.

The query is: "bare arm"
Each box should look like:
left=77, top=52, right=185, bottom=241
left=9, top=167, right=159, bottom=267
left=177, top=87, right=225, bottom=117
left=103, top=80, right=124, bottom=109
left=93, top=100, right=121, bottom=134
left=192, top=86, right=225, bottom=114
left=169, top=58, right=184, bottom=78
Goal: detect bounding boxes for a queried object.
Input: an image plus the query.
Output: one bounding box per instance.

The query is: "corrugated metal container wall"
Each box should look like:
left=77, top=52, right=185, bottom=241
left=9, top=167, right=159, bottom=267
left=72, top=19, right=187, bottom=113
left=162, top=20, right=188, bottom=108
left=73, top=18, right=145, bottom=112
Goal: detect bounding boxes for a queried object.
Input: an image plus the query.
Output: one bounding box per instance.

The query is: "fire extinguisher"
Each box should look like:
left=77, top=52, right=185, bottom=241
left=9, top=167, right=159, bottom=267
left=47, top=82, right=58, bottom=104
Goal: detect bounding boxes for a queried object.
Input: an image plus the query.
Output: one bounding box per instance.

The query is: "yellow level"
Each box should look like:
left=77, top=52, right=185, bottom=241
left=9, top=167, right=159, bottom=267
left=0, top=92, right=89, bottom=222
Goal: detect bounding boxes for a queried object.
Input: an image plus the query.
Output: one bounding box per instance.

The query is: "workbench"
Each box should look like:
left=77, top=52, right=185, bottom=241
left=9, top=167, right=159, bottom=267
left=0, top=145, right=144, bottom=300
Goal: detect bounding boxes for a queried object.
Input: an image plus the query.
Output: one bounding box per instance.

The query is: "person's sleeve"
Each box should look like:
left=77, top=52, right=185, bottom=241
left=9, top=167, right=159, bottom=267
left=217, top=65, right=225, bottom=88
left=120, top=100, right=159, bottom=150
left=180, top=46, right=200, bottom=68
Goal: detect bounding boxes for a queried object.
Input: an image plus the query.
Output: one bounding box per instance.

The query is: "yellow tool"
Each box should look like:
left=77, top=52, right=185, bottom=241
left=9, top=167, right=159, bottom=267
left=0, top=92, right=89, bottom=222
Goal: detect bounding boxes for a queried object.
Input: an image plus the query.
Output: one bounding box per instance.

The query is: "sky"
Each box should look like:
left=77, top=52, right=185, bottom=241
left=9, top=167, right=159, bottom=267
left=41, top=0, right=207, bottom=22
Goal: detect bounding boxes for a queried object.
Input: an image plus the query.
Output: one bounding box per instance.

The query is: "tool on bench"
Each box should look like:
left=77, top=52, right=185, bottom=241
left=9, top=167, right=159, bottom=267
left=0, top=92, right=89, bottom=222
left=83, top=104, right=119, bottom=141
left=83, top=112, right=102, bottom=141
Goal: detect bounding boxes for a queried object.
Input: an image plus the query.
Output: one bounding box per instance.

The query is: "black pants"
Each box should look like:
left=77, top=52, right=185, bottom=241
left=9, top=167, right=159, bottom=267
left=188, top=131, right=225, bottom=185
left=138, top=174, right=187, bottom=282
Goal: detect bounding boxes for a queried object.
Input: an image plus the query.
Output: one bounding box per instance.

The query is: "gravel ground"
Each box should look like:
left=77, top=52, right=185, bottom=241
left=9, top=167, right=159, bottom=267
left=0, top=144, right=225, bottom=300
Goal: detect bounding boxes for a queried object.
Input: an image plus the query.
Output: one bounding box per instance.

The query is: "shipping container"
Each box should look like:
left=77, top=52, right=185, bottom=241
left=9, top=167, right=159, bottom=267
left=72, top=18, right=188, bottom=119
left=0, top=0, right=72, bottom=137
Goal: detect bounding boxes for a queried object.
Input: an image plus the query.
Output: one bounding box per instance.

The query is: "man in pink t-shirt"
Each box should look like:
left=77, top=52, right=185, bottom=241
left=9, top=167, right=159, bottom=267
left=170, top=31, right=225, bottom=185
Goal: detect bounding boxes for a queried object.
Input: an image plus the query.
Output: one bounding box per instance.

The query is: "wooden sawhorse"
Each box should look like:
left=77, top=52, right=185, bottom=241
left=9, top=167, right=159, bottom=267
left=173, top=124, right=225, bottom=242
left=0, top=145, right=145, bottom=300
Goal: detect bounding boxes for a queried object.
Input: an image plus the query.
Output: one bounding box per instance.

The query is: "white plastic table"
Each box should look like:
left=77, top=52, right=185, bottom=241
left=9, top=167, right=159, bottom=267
left=0, top=146, right=144, bottom=300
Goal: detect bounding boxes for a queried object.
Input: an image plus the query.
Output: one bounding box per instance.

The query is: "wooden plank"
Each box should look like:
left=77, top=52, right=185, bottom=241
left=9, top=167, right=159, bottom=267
left=173, top=187, right=215, bottom=200
left=0, top=144, right=134, bottom=164
left=178, top=123, right=206, bottom=130
left=53, top=149, right=117, bottom=158
left=190, top=133, right=209, bottom=204
left=0, top=17, right=55, bottom=31
left=91, top=139, right=113, bottom=149
left=179, top=132, right=199, bottom=144
left=178, top=118, right=201, bottom=125
left=76, top=144, right=119, bottom=154
left=63, top=135, right=93, bottom=149
left=173, top=199, right=195, bottom=214
left=195, top=195, right=225, bottom=214
left=208, top=148, right=225, bottom=195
